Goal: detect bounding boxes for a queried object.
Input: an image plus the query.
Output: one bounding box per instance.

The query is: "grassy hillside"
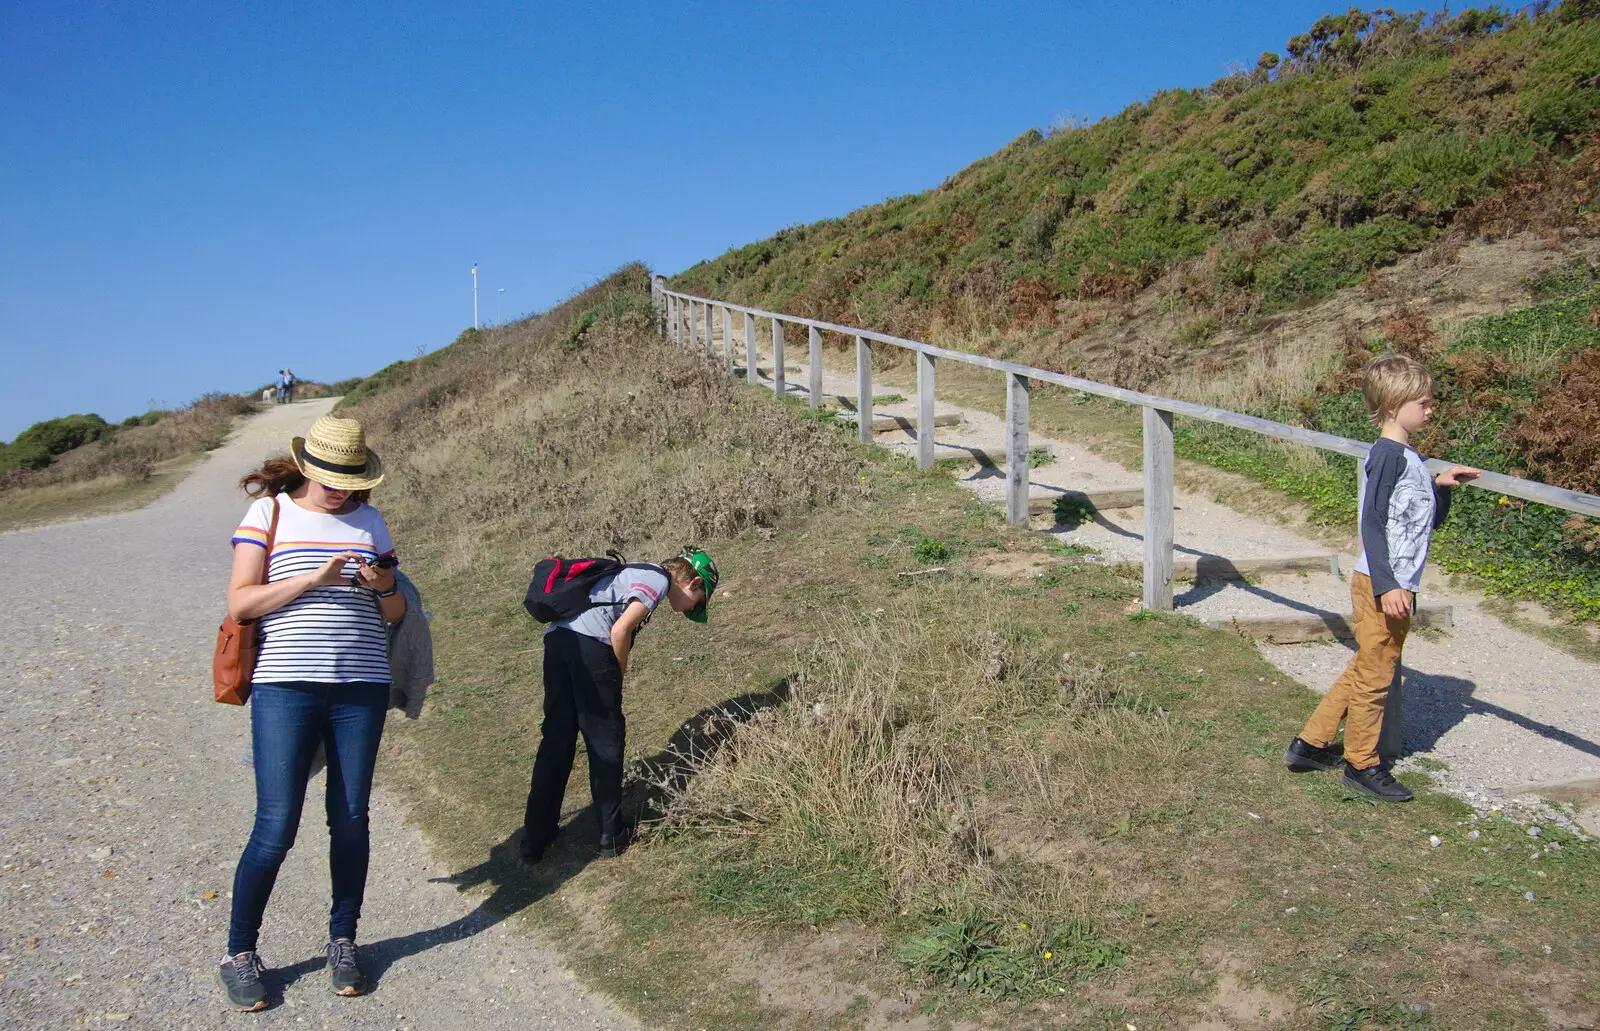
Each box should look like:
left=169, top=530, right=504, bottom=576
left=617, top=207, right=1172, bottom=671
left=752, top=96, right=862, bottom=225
left=674, top=5, right=1598, bottom=333
left=672, top=4, right=1600, bottom=621
left=349, top=267, right=1600, bottom=1030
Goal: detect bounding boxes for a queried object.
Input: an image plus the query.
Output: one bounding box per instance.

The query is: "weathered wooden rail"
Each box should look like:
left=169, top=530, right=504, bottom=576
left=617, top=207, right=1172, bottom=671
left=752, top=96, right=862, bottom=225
left=650, top=276, right=1600, bottom=612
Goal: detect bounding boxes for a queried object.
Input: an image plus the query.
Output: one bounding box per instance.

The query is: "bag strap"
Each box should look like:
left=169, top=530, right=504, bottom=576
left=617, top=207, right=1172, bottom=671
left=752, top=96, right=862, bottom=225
left=261, top=496, right=280, bottom=585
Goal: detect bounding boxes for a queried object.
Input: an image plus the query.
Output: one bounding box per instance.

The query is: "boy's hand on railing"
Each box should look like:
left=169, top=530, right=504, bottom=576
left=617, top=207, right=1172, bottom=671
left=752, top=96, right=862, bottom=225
left=1435, top=465, right=1481, bottom=487
left=1380, top=588, right=1415, bottom=620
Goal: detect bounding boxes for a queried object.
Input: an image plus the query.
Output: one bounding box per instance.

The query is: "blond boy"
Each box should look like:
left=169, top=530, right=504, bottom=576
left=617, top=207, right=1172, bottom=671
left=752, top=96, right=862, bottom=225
left=1284, top=355, right=1479, bottom=802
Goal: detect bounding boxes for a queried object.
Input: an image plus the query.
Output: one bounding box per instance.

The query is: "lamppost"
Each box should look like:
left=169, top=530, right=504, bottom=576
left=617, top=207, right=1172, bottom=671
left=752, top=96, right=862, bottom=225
left=472, top=264, right=479, bottom=329
left=497, top=287, right=505, bottom=326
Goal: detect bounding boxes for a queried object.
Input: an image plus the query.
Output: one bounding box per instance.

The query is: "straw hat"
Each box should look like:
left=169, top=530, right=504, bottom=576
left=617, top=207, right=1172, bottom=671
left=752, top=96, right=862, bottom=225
left=291, top=415, right=385, bottom=491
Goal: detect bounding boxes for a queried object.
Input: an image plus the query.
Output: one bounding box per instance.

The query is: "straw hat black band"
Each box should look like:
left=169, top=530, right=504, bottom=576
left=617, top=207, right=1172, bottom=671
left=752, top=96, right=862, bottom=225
left=301, top=451, right=369, bottom=476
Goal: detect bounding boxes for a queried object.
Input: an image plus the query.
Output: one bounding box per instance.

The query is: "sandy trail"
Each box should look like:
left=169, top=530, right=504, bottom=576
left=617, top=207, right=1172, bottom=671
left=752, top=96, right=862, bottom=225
left=0, top=398, right=641, bottom=1030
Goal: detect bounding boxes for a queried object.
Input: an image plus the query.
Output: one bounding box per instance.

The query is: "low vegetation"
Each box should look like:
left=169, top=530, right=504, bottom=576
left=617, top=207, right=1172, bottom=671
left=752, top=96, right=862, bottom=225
left=670, top=3, right=1600, bottom=622
left=349, top=268, right=1600, bottom=1029
left=0, top=392, right=256, bottom=530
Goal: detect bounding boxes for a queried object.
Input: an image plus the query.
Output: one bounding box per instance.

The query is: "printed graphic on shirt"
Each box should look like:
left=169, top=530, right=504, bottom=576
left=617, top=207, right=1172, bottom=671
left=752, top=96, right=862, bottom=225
left=1354, top=439, right=1445, bottom=596
left=550, top=567, right=670, bottom=645
left=232, top=494, right=397, bottom=684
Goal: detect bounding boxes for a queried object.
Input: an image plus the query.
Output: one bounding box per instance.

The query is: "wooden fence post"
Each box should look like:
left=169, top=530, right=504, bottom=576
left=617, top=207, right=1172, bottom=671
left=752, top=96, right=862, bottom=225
left=722, top=306, right=735, bottom=368
left=917, top=351, right=937, bottom=470
left=856, top=335, right=873, bottom=445
left=706, top=305, right=718, bottom=357
left=1143, top=407, right=1175, bottom=611
left=772, top=319, right=786, bottom=397
left=808, top=326, right=823, bottom=409
left=745, top=311, right=758, bottom=386
left=667, top=296, right=677, bottom=343
left=1006, top=372, right=1030, bottom=527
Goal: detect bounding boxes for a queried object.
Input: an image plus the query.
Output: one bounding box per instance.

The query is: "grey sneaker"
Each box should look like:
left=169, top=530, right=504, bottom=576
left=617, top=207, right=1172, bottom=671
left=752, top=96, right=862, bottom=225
left=218, top=951, right=268, bottom=1011
left=326, top=938, right=366, bottom=996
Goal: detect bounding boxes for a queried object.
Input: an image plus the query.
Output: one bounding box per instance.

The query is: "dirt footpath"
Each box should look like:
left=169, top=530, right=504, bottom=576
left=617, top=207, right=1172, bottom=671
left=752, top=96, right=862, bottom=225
left=0, top=398, right=642, bottom=1031
left=719, top=330, right=1600, bottom=831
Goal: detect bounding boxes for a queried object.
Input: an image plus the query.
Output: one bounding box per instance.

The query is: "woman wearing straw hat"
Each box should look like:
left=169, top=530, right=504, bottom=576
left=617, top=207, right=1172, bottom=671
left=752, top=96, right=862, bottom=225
left=217, top=415, right=404, bottom=1010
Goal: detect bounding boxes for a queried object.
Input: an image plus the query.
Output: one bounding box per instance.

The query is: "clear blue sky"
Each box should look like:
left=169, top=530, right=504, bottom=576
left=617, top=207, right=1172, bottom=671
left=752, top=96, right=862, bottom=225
left=1, top=0, right=1338, bottom=442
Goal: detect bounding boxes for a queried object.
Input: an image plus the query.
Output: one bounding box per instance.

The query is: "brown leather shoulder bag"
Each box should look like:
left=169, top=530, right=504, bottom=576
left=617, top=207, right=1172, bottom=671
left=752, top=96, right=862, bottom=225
left=213, top=496, right=280, bottom=704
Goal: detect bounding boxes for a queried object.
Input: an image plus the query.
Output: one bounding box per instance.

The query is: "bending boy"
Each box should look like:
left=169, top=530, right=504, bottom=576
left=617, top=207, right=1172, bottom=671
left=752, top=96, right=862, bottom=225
left=1284, top=355, right=1478, bottom=802
left=522, top=548, right=718, bottom=859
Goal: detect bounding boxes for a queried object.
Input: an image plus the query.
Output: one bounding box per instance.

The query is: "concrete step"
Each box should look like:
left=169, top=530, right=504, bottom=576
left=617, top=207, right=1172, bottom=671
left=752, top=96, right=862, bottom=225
left=1172, top=553, right=1342, bottom=580
left=1028, top=488, right=1145, bottom=518
left=1205, top=603, right=1452, bottom=644
left=871, top=413, right=962, bottom=434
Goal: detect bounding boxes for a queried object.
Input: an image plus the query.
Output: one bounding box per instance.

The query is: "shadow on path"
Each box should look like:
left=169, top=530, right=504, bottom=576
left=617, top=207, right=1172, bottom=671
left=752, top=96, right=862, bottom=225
left=265, top=676, right=797, bottom=999
left=1397, top=669, right=1600, bottom=763
left=270, top=822, right=598, bottom=996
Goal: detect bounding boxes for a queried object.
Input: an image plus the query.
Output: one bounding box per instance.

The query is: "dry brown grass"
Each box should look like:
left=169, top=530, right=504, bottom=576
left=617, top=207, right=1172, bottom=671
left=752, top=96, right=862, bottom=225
left=0, top=392, right=255, bottom=495
left=348, top=264, right=860, bottom=576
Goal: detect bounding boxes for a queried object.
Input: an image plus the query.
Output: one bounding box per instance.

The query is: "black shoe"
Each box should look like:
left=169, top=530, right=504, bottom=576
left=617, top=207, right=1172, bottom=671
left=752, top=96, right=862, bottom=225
left=218, top=951, right=268, bottom=1012
left=326, top=938, right=365, bottom=996
left=598, top=825, right=634, bottom=859
left=1342, top=761, right=1413, bottom=802
left=1284, top=737, right=1344, bottom=773
left=519, top=828, right=555, bottom=865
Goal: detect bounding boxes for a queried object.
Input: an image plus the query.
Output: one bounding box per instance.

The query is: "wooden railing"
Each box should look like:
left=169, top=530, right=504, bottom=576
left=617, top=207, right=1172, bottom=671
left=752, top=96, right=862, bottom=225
left=650, top=275, right=1600, bottom=611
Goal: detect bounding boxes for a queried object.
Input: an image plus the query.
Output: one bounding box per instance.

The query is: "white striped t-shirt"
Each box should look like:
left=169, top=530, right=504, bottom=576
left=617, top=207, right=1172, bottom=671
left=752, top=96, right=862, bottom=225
left=232, top=494, right=396, bottom=685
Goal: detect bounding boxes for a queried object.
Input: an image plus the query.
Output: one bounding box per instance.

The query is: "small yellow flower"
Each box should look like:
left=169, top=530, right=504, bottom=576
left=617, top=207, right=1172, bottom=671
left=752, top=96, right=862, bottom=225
left=1043, top=951, right=1053, bottom=959
left=1019, top=922, right=1028, bottom=930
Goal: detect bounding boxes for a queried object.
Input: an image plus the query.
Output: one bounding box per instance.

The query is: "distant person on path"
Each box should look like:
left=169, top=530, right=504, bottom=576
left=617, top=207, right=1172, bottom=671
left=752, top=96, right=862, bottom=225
left=217, top=415, right=404, bottom=1010
left=521, top=548, right=718, bottom=863
left=1283, top=355, right=1478, bottom=802
left=284, top=367, right=296, bottom=404
left=274, top=370, right=287, bottom=404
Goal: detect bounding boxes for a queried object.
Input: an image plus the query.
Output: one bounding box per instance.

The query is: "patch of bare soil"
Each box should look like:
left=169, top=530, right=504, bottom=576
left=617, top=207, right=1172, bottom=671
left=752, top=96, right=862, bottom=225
left=1026, top=232, right=1600, bottom=399
left=713, top=924, right=981, bottom=1031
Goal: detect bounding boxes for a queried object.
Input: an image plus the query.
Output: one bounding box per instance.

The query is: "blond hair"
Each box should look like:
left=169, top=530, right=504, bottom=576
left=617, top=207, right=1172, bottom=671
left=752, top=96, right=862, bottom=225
left=1361, top=354, right=1433, bottom=426
left=660, top=556, right=699, bottom=587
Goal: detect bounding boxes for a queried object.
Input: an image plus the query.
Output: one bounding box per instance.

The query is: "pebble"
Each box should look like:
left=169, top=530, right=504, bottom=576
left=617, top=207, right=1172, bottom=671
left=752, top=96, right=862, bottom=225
left=1429, top=836, right=1442, bottom=847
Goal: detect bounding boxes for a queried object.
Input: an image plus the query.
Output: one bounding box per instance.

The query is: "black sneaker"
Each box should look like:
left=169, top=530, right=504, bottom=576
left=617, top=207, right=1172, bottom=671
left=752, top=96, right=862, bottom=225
left=597, top=825, right=634, bottom=859
left=1342, top=761, right=1413, bottom=802
left=326, top=938, right=365, bottom=997
left=519, top=827, right=556, bottom=864
left=1284, top=737, right=1344, bottom=773
left=218, top=951, right=268, bottom=1011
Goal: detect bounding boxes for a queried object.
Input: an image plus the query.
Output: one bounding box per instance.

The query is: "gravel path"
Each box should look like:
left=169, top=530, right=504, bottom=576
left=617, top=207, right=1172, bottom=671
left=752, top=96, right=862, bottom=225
left=0, top=399, right=642, bottom=1031
left=719, top=333, right=1600, bottom=827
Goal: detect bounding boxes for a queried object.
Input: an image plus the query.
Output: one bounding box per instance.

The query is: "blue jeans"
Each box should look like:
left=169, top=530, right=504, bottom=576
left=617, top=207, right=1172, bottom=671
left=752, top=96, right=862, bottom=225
left=227, top=681, right=388, bottom=954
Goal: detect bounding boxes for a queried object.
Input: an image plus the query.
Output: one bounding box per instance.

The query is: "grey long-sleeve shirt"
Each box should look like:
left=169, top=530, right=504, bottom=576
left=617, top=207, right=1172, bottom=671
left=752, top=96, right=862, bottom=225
left=1354, top=438, right=1453, bottom=597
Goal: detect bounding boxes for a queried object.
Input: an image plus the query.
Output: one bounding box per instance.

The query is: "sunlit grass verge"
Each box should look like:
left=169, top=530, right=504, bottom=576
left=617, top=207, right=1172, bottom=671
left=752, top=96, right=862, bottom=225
left=0, top=453, right=202, bottom=533
left=352, top=267, right=1600, bottom=1030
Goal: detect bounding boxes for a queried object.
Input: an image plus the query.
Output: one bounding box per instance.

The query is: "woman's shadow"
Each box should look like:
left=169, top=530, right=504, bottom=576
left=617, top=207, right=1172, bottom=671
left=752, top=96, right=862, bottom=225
left=268, top=675, right=794, bottom=998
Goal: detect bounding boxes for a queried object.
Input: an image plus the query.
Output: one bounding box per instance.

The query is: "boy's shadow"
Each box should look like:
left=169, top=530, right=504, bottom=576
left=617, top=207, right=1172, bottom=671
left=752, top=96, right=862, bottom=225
left=1395, top=668, right=1600, bottom=761
left=267, top=675, right=795, bottom=999
left=268, top=809, right=599, bottom=996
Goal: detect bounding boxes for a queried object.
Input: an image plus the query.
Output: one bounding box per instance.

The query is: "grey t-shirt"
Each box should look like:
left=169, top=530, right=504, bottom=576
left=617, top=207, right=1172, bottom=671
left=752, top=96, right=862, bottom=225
left=547, top=566, right=670, bottom=645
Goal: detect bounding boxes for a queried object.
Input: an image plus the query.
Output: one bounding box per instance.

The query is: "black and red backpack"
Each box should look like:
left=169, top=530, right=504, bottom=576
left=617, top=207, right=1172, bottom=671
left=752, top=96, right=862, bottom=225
left=522, top=551, right=664, bottom=624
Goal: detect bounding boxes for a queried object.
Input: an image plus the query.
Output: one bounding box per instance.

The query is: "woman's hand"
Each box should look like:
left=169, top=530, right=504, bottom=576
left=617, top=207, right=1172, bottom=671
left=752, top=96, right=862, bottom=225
left=350, top=559, right=397, bottom=594
left=311, top=551, right=366, bottom=588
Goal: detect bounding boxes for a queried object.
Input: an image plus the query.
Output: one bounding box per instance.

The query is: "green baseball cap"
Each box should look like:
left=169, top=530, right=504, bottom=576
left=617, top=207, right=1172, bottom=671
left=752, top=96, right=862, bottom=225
left=679, top=546, right=719, bottom=623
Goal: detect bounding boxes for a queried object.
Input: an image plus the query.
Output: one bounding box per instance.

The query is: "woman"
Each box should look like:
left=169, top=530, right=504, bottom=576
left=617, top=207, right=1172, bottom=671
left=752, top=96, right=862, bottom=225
left=217, top=414, right=404, bottom=1011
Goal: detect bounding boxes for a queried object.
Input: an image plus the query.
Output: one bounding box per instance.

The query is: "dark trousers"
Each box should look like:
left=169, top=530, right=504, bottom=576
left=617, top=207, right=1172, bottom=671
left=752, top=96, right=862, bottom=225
left=523, top=628, right=626, bottom=846
left=227, top=681, right=388, bottom=954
